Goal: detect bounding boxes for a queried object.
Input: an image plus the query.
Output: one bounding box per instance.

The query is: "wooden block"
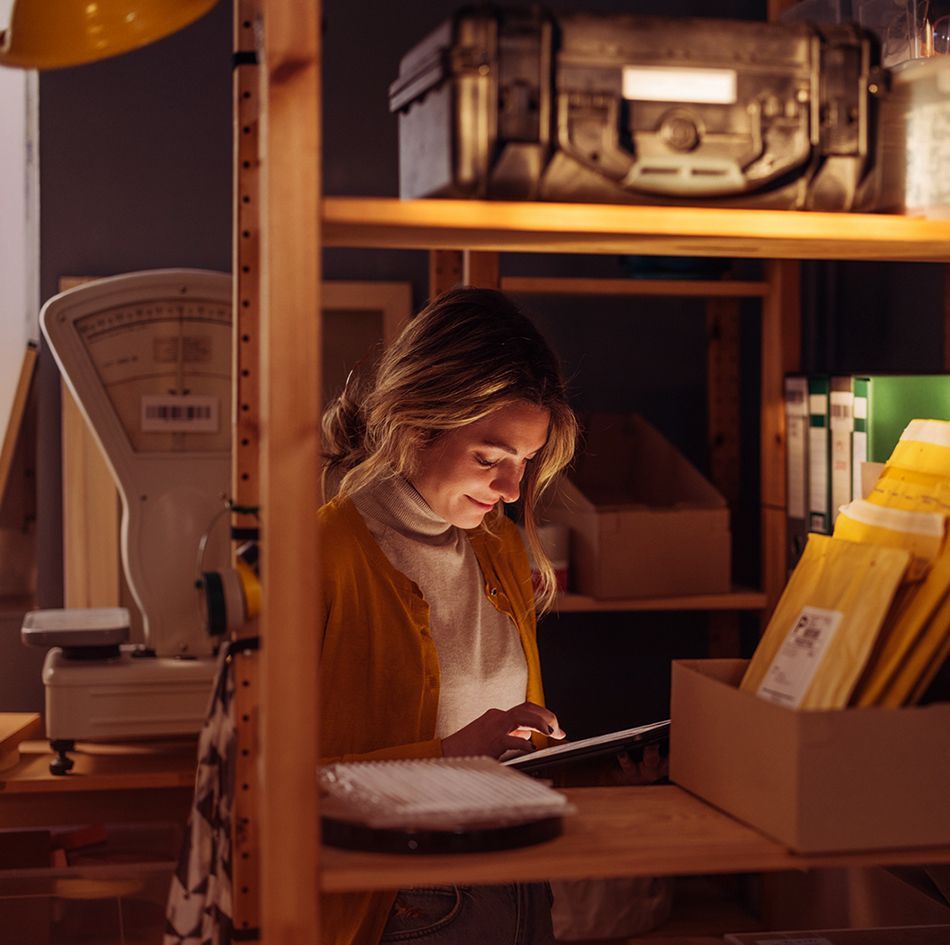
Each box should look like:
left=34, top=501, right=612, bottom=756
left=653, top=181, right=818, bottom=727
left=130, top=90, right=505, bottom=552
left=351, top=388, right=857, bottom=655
left=0, top=713, right=42, bottom=772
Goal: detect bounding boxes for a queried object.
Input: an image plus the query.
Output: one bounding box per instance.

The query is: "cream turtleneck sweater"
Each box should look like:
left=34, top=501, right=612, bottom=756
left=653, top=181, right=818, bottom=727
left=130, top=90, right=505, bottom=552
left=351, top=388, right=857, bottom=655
left=352, top=476, right=528, bottom=740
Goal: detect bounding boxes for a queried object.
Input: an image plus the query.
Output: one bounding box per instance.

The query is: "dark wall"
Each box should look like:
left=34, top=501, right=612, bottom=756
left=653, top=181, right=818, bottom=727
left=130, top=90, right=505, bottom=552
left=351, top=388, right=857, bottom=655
left=34, top=3, right=232, bottom=614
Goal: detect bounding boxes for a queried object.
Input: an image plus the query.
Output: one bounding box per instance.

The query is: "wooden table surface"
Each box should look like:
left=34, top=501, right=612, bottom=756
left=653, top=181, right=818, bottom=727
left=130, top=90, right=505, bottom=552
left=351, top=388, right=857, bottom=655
left=320, top=785, right=950, bottom=893
left=0, top=739, right=196, bottom=829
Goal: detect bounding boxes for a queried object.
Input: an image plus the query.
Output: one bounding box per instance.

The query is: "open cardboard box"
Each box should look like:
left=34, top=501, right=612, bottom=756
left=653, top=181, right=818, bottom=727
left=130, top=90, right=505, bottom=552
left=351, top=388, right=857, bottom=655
left=544, top=414, right=730, bottom=599
left=670, top=659, right=950, bottom=854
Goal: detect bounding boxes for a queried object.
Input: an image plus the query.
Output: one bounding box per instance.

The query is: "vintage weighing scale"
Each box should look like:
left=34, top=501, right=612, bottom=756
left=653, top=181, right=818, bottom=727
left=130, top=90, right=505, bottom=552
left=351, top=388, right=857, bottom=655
left=23, top=269, right=233, bottom=773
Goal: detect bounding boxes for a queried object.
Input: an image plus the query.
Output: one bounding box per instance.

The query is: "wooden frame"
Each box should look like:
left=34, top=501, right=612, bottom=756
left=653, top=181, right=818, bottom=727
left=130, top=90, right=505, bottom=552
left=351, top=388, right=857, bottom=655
left=320, top=280, right=412, bottom=401
left=322, top=280, right=411, bottom=346
left=56, top=277, right=123, bottom=612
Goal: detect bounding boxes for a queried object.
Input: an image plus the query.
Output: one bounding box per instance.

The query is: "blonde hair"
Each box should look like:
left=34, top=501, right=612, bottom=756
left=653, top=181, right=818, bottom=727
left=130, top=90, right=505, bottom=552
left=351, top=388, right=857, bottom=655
left=323, top=287, right=577, bottom=612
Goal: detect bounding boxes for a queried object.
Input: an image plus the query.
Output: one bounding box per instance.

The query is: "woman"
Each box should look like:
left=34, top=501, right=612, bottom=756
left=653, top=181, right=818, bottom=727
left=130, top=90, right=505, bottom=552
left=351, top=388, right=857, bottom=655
left=318, top=287, right=578, bottom=945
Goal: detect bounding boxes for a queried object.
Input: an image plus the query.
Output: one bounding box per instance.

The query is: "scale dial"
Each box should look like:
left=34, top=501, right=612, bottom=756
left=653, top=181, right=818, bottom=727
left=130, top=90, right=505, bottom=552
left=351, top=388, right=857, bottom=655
left=73, top=296, right=230, bottom=454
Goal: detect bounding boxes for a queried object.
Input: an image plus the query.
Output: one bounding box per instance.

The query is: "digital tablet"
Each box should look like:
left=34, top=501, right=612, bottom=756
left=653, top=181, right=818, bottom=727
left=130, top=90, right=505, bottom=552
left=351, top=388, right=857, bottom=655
left=503, top=719, right=670, bottom=776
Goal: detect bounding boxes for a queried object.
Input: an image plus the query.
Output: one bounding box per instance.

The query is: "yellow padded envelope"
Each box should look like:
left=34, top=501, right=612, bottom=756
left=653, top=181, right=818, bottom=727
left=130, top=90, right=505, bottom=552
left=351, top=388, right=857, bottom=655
left=834, top=499, right=944, bottom=583
left=852, top=548, right=950, bottom=707
left=741, top=534, right=910, bottom=709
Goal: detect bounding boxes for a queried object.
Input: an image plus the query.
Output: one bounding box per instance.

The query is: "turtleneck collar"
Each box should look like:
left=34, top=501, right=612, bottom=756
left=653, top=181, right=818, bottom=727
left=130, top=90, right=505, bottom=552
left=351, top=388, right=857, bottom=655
left=352, top=474, right=455, bottom=541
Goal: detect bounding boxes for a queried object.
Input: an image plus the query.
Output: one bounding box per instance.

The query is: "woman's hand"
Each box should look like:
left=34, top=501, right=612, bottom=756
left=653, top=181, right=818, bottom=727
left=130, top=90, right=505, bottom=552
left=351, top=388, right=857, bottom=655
left=441, top=701, right=566, bottom=759
left=613, top=743, right=668, bottom=785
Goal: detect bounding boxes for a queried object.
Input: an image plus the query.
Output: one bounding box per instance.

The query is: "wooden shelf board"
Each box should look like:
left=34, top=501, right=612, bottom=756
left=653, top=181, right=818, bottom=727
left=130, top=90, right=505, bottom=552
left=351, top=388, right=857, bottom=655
left=323, top=198, right=950, bottom=262
left=556, top=588, right=767, bottom=613
left=319, top=785, right=950, bottom=893
left=501, top=276, right=770, bottom=297
left=0, top=739, right=197, bottom=795
left=0, top=740, right=196, bottom=830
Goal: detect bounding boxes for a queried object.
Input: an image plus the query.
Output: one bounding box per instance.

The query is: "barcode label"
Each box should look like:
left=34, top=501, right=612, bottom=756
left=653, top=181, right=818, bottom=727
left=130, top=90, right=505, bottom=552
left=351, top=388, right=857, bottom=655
left=141, top=396, right=219, bottom=433
left=757, top=606, right=843, bottom=709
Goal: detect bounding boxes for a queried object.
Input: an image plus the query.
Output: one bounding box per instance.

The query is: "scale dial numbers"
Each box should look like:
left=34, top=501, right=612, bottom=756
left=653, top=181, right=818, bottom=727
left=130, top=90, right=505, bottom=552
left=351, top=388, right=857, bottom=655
left=73, top=298, right=231, bottom=454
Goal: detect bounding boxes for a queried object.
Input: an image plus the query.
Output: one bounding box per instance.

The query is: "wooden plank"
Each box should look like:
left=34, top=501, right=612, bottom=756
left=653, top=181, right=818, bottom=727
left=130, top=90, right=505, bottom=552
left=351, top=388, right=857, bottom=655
left=0, top=788, right=193, bottom=831
left=56, top=277, right=122, bottom=611
left=61, top=382, right=120, bottom=609
left=0, top=342, right=37, bottom=506
left=761, top=507, right=790, bottom=623
left=233, top=0, right=262, bottom=540
left=232, top=4, right=263, bottom=933
left=706, top=297, right=741, bottom=511
left=556, top=589, right=767, bottom=614
left=0, top=714, right=42, bottom=772
left=260, top=2, right=322, bottom=943
left=501, top=277, right=769, bottom=298
left=232, top=645, right=261, bottom=938
left=320, top=785, right=950, bottom=892
left=0, top=343, right=37, bottom=599
left=429, top=249, right=463, bottom=298
left=761, top=260, right=801, bottom=620
left=323, top=198, right=950, bottom=262
left=463, top=250, right=501, bottom=288
left=0, top=739, right=195, bottom=794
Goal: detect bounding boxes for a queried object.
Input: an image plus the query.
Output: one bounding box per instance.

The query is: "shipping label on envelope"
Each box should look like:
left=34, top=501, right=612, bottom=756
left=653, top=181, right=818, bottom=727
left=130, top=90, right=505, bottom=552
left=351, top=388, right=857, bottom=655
left=756, top=606, right=844, bottom=709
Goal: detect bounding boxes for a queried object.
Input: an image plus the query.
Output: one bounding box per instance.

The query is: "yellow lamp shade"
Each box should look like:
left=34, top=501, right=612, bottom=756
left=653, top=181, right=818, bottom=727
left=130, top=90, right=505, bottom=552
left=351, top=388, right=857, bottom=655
left=0, top=0, right=219, bottom=70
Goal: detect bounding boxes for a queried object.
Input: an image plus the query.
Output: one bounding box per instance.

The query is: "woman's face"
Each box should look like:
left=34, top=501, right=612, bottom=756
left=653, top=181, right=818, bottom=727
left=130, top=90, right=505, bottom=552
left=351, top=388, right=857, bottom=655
left=411, top=402, right=551, bottom=529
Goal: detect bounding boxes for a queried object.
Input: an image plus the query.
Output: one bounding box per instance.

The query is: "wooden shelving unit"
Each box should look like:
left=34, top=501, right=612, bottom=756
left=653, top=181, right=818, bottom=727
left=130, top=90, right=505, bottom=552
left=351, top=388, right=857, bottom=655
left=256, top=4, right=950, bottom=942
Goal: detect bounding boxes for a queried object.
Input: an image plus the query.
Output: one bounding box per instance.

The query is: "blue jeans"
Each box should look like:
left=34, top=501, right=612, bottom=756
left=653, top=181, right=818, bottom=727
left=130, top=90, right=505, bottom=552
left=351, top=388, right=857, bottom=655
left=380, top=883, right=555, bottom=944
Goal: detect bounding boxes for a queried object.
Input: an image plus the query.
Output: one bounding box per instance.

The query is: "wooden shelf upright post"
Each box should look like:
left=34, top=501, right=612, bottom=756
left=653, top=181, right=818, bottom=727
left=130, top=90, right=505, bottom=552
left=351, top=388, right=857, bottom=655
left=761, top=259, right=802, bottom=618
left=258, top=1, right=323, bottom=943
left=231, top=0, right=263, bottom=936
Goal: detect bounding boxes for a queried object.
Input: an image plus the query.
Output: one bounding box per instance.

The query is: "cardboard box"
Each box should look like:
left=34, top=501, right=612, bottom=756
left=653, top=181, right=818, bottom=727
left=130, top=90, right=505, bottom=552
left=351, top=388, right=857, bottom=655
left=670, top=659, right=950, bottom=853
left=544, top=414, right=730, bottom=598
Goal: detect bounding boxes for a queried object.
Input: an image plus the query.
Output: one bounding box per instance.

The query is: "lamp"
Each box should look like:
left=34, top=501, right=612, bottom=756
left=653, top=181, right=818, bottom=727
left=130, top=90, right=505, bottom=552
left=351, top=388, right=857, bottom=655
left=0, top=0, right=218, bottom=70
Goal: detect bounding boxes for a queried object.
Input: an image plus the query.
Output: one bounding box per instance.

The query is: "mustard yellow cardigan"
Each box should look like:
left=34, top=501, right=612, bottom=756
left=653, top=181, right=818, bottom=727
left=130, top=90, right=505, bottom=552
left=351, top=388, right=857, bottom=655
left=317, top=495, right=546, bottom=945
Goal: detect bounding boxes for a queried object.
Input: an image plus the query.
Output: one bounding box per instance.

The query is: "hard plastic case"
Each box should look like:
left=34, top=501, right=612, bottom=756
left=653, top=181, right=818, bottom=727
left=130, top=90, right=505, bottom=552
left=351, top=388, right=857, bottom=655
left=389, top=7, right=885, bottom=210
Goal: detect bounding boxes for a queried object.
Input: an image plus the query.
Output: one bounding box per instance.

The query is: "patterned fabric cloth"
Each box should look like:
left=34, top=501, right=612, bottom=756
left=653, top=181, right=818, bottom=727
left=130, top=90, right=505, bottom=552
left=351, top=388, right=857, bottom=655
left=164, top=644, right=237, bottom=945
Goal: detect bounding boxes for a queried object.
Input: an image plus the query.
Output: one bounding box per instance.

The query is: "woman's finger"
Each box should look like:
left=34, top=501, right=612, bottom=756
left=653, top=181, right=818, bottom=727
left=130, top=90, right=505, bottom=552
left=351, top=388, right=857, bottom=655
left=506, top=703, right=566, bottom=739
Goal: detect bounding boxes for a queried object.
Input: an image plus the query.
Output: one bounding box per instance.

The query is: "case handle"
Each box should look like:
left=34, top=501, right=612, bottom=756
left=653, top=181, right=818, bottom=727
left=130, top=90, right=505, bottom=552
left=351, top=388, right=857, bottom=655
left=557, top=92, right=760, bottom=197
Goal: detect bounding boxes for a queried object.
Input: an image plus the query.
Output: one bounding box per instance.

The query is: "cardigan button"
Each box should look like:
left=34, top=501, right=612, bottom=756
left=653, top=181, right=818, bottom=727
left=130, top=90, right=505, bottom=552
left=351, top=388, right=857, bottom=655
left=490, top=587, right=498, bottom=597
